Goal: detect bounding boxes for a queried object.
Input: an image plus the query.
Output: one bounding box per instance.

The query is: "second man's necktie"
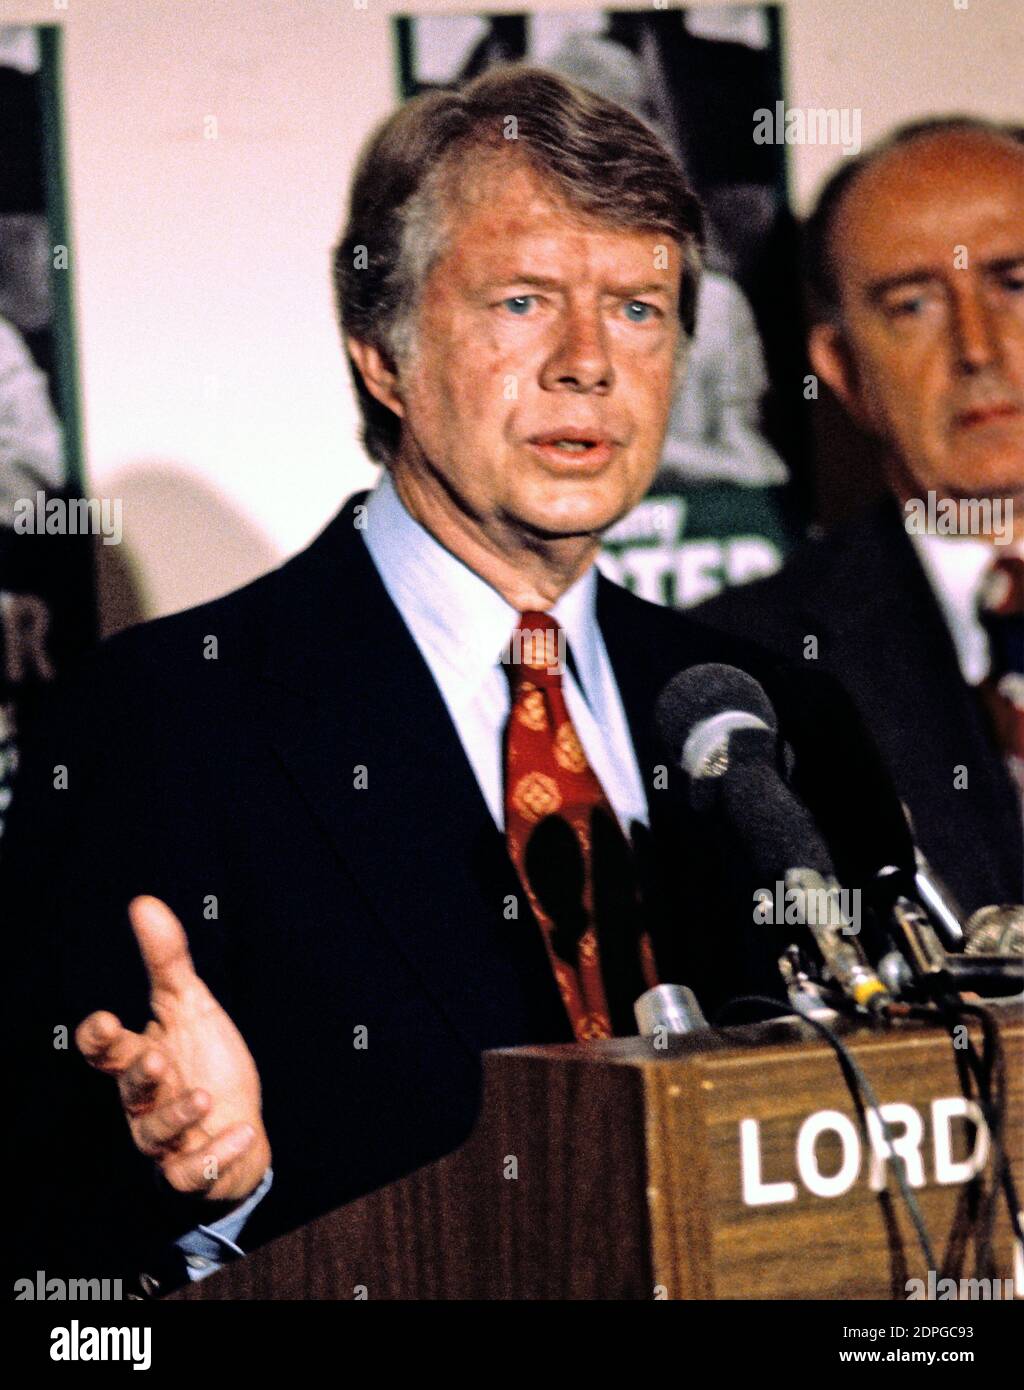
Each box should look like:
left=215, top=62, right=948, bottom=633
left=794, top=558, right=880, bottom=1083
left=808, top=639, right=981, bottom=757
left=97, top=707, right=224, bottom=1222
left=978, top=554, right=1024, bottom=792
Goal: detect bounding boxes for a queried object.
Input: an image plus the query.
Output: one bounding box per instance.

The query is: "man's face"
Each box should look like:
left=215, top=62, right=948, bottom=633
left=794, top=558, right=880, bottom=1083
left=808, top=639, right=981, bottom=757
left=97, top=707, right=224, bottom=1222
left=815, top=131, right=1024, bottom=508
left=385, top=159, right=684, bottom=548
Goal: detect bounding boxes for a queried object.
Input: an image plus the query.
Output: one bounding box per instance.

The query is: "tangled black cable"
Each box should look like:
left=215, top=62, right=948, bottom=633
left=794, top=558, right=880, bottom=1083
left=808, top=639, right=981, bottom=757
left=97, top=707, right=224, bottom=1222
left=900, top=996, right=1023, bottom=1262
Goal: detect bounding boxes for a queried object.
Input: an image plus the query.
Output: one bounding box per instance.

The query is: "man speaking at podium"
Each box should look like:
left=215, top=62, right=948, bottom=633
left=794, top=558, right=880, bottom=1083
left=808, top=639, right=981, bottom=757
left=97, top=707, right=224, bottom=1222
left=8, top=68, right=864, bottom=1294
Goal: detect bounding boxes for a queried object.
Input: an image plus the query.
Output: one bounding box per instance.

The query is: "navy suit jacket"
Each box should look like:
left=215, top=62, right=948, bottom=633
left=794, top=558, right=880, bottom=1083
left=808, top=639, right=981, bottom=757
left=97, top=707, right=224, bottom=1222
left=696, top=499, right=1023, bottom=915
left=7, top=493, right=880, bottom=1288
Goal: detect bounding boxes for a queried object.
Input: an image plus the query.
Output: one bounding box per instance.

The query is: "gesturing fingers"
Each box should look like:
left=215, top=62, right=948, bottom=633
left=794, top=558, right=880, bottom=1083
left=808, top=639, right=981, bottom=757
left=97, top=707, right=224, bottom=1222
left=160, top=1123, right=256, bottom=1195
left=75, top=1011, right=145, bottom=1075
left=128, top=895, right=200, bottom=1005
left=118, top=1046, right=176, bottom=1115
left=132, top=1089, right=211, bottom=1157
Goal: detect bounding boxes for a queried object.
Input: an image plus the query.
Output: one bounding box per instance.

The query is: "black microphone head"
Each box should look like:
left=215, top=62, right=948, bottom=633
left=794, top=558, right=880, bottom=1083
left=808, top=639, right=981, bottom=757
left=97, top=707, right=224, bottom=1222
left=655, top=664, right=778, bottom=752
left=655, top=663, right=834, bottom=881
left=655, top=663, right=779, bottom=779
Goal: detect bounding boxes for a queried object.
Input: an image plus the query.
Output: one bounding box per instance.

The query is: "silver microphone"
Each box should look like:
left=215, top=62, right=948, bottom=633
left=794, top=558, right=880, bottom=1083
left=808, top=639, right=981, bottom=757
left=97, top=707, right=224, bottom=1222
left=634, top=985, right=708, bottom=1037
left=912, top=846, right=966, bottom=948
left=964, top=903, right=1024, bottom=957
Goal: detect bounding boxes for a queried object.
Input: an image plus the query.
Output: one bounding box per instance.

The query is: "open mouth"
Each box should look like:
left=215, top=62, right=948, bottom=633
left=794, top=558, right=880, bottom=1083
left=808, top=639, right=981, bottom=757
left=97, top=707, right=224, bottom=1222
left=527, top=433, right=616, bottom=466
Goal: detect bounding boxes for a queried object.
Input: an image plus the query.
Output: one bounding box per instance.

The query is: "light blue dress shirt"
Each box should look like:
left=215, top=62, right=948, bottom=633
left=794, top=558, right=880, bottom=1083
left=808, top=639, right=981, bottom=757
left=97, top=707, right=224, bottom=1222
left=173, top=1167, right=274, bottom=1280
left=175, top=470, right=648, bottom=1279
left=362, top=470, right=649, bottom=833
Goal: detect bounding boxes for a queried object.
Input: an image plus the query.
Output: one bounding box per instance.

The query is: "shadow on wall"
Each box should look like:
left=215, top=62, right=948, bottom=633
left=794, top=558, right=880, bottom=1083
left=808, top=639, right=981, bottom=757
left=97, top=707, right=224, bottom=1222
left=93, top=465, right=279, bottom=639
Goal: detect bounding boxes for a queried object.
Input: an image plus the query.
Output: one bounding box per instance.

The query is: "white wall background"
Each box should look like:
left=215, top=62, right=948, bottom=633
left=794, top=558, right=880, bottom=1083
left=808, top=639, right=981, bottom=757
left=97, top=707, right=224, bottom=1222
left=4, top=0, right=1022, bottom=629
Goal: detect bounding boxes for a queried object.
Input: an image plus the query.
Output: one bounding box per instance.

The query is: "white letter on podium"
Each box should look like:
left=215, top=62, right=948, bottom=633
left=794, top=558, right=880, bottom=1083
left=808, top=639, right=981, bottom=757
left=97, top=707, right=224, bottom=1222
left=796, top=1110, right=861, bottom=1198
left=740, top=1118, right=797, bottom=1206
left=865, top=1104, right=925, bottom=1191
left=932, top=1097, right=989, bottom=1185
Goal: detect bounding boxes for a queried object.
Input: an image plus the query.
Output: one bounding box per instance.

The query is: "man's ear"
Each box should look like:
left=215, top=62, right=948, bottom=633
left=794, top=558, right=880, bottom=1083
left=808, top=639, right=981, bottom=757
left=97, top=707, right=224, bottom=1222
left=346, top=336, right=405, bottom=420
left=808, top=321, right=872, bottom=430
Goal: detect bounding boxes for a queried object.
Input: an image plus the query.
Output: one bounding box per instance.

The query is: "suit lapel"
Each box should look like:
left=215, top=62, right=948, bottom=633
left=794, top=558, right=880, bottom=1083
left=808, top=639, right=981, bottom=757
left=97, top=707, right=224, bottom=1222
left=596, top=573, right=741, bottom=826
left=597, top=574, right=685, bottom=824
left=256, top=496, right=571, bottom=1058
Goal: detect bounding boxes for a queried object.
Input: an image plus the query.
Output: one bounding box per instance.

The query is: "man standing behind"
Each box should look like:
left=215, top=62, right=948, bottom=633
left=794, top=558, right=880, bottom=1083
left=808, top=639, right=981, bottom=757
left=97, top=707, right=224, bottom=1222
left=697, top=119, right=1024, bottom=915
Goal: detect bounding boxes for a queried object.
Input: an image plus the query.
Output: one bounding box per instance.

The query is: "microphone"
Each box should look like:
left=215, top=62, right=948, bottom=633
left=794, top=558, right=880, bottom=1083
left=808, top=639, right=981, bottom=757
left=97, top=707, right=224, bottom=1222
left=655, top=664, right=892, bottom=1016
left=634, top=984, right=708, bottom=1037
left=779, top=689, right=963, bottom=968
left=864, top=805, right=1020, bottom=995
left=788, top=677, right=918, bottom=894
left=945, top=904, right=1024, bottom=995
left=764, top=681, right=968, bottom=965
left=655, top=664, right=838, bottom=880
left=964, top=903, right=1024, bottom=957
left=800, top=725, right=1022, bottom=992
left=908, top=848, right=966, bottom=949
left=870, top=868, right=1022, bottom=998
left=656, top=664, right=1022, bottom=1002
left=868, top=802, right=966, bottom=950
left=655, top=664, right=834, bottom=877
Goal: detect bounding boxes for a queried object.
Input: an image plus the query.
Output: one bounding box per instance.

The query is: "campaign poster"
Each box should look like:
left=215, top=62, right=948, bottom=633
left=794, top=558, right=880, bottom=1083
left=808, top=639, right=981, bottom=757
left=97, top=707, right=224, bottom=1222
left=0, top=24, right=92, bottom=838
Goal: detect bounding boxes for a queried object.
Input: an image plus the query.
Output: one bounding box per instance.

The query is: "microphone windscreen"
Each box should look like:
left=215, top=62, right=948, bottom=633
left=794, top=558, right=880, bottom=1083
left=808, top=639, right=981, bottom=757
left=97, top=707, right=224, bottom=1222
left=654, top=663, right=777, bottom=759
left=655, top=664, right=836, bottom=882
left=713, top=754, right=836, bottom=882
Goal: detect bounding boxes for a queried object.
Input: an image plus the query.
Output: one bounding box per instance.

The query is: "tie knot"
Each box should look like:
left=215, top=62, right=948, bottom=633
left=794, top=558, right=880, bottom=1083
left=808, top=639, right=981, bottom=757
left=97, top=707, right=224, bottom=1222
left=503, top=611, right=566, bottom=690
left=979, top=556, right=1024, bottom=619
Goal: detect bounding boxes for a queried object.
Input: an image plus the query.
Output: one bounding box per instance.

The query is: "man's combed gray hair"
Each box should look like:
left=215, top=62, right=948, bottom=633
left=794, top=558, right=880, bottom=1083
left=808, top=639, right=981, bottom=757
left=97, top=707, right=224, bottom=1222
left=333, top=65, right=705, bottom=466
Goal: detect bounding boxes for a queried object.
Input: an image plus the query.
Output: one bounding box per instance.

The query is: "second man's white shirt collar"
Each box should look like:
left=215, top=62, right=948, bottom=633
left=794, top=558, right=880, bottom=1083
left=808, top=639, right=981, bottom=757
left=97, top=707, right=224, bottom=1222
left=909, top=529, right=1023, bottom=687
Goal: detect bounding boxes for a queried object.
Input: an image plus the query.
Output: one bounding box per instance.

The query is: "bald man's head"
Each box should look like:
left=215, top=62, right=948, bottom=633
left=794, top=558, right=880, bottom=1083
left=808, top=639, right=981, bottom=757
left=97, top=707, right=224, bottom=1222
left=805, top=121, right=1024, bottom=533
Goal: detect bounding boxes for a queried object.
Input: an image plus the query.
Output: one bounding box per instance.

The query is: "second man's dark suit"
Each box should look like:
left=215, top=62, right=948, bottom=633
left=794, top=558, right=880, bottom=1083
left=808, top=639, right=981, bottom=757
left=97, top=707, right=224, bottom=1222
left=695, top=498, right=1023, bottom=915
left=8, top=492, right=885, bottom=1289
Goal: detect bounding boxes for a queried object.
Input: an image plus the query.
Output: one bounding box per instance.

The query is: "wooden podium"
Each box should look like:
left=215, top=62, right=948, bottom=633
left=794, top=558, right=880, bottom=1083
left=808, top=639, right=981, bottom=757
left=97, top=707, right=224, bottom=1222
left=173, top=1003, right=1022, bottom=1300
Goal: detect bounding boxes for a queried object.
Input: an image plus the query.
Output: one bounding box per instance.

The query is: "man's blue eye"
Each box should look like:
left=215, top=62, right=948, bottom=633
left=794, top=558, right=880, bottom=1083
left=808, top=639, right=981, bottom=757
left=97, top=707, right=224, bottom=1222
left=624, top=301, right=656, bottom=322
left=503, top=296, right=535, bottom=315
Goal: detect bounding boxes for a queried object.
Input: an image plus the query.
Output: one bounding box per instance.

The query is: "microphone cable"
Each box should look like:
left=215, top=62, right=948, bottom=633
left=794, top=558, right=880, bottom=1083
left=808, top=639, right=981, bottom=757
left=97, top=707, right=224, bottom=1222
left=712, top=994, right=938, bottom=1277
left=898, top=996, right=1023, bottom=1263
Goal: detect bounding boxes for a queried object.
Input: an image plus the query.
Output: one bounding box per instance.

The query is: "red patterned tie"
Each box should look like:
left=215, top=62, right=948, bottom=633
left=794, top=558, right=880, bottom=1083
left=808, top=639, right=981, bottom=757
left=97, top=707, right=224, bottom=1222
left=977, top=555, right=1024, bottom=787
left=502, top=611, right=659, bottom=1040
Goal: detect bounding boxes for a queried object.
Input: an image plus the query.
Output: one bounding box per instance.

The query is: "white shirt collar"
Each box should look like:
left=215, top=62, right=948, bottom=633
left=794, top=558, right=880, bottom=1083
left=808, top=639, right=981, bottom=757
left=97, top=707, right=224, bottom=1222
left=362, top=470, right=603, bottom=702
left=908, top=529, right=1023, bottom=685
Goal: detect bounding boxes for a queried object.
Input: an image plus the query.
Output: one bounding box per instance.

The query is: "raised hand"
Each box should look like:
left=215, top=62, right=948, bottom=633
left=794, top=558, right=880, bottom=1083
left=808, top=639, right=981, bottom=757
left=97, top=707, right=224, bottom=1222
left=75, top=895, right=270, bottom=1202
